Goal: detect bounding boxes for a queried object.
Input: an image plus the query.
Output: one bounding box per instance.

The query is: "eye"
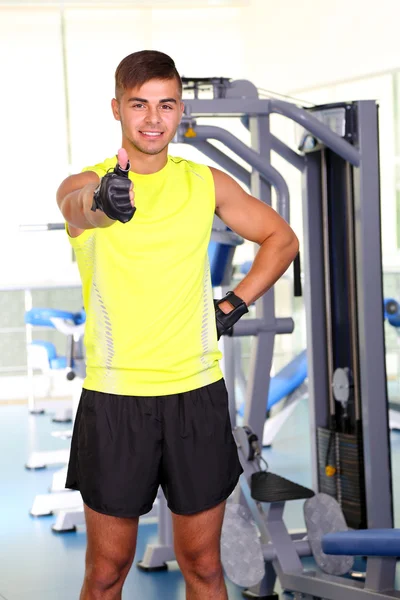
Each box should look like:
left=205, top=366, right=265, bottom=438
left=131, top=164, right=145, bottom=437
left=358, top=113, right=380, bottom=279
left=132, top=103, right=145, bottom=109
left=161, top=104, right=173, bottom=110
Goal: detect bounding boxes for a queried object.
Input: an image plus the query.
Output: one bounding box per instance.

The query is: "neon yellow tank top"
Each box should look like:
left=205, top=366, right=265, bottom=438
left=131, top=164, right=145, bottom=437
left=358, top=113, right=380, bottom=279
left=67, top=155, right=223, bottom=396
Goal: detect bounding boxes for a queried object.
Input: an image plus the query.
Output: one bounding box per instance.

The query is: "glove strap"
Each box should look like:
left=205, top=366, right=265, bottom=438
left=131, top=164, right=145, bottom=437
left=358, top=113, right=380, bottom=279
left=215, top=291, right=248, bottom=313
left=215, top=291, right=248, bottom=338
left=113, top=160, right=131, bottom=177
left=91, top=183, right=102, bottom=212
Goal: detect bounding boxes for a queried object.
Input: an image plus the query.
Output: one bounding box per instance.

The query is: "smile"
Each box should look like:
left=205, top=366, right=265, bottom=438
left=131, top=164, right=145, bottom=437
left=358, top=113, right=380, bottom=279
left=140, top=131, right=163, bottom=138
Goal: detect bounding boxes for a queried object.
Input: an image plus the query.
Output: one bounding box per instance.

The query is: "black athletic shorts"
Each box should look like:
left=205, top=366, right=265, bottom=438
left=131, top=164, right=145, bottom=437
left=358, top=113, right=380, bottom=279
left=66, top=378, right=243, bottom=517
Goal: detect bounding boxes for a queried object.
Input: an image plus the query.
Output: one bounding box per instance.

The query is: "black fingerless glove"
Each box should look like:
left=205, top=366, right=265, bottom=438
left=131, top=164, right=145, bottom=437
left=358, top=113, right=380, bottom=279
left=91, top=161, right=136, bottom=224
left=214, top=291, right=249, bottom=340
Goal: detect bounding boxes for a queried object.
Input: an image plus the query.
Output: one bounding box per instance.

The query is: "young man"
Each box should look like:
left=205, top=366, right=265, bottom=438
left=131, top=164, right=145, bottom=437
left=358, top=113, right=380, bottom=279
left=57, top=50, right=298, bottom=600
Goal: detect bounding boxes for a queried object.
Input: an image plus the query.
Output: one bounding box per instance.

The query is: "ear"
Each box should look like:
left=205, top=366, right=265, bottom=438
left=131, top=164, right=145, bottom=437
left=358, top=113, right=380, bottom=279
left=179, top=101, right=185, bottom=123
left=111, top=98, right=121, bottom=121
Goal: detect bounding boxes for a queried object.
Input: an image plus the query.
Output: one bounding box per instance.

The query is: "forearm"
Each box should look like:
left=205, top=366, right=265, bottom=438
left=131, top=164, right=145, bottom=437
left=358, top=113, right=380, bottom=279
left=232, top=233, right=299, bottom=306
left=61, top=184, right=115, bottom=230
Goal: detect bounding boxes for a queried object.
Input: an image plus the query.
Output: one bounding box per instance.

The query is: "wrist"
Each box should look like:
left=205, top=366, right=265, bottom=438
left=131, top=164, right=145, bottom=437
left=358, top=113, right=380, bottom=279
left=82, top=184, right=114, bottom=228
left=81, top=183, right=97, bottom=221
left=91, top=211, right=116, bottom=228
left=232, top=288, right=252, bottom=307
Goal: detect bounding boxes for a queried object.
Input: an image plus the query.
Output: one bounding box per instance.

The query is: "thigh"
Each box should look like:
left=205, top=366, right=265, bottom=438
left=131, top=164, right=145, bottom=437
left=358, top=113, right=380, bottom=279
left=172, top=501, right=226, bottom=561
left=84, top=503, right=139, bottom=569
left=161, top=379, right=243, bottom=515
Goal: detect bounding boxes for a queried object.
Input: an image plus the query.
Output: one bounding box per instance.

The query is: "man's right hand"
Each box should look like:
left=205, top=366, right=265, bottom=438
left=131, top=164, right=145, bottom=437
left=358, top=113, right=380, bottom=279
left=90, top=148, right=135, bottom=224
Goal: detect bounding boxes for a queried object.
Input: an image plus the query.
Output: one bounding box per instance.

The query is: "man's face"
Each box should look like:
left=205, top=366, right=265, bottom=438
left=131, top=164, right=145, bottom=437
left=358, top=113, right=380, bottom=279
left=112, top=78, right=184, bottom=156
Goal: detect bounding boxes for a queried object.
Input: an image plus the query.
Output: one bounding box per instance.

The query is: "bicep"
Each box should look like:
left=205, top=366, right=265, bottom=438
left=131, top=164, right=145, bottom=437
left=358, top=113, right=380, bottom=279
left=211, top=167, right=294, bottom=245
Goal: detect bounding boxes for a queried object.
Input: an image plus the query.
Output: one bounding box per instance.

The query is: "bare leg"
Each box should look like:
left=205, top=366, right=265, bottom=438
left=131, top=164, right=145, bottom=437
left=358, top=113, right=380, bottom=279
left=80, top=504, right=139, bottom=600
left=172, top=502, right=228, bottom=600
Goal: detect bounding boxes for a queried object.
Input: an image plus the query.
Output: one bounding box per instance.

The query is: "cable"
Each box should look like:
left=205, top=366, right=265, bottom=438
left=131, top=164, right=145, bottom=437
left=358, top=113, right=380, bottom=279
left=257, top=87, right=316, bottom=107
left=257, top=88, right=315, bottom=106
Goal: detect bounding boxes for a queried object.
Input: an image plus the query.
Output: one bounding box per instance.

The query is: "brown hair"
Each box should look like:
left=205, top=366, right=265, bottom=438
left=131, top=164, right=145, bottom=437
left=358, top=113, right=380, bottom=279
left=115, top=50, right=182, bottom=100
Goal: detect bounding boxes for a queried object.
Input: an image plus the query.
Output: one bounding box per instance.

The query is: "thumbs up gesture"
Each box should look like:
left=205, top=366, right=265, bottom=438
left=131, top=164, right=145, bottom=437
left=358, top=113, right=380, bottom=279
left=91, top=148, right=135, bottom=223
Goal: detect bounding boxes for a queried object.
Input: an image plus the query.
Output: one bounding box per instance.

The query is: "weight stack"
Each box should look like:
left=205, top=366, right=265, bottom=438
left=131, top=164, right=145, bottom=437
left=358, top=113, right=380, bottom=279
left=317, top=427, right=367, bottom=529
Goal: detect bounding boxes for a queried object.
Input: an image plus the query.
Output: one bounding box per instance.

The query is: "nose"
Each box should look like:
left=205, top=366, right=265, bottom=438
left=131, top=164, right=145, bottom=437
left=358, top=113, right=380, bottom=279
left=145, top=107, right=161, bottom=125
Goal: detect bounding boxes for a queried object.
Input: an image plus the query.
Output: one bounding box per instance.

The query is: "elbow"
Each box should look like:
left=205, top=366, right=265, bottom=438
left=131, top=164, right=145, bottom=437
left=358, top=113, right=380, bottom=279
left=276, top=229, right=299, bottom=265
left=262, top=228, right=299, bottom=265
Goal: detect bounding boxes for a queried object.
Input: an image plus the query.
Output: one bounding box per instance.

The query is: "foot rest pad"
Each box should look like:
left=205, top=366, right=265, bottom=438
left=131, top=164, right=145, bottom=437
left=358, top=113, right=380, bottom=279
left=221, top=503, right=264, bottom=588
left=304, top=493, right=354, bottom=575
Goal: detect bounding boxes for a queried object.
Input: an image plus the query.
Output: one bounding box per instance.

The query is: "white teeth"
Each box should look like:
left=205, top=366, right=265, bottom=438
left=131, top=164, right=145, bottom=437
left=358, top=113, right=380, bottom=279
left=142, top=132, right=162, bottom=136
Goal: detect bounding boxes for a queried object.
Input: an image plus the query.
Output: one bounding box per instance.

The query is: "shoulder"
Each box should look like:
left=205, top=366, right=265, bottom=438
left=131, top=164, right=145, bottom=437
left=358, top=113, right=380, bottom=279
left=208, top=166, right=236, bottom=190
left=208, top=167, right=247, bottom=209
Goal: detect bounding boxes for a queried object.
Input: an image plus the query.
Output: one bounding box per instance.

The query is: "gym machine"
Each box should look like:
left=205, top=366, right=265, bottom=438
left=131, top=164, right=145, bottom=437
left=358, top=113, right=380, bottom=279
left=137, top=78, right=397, bottom=599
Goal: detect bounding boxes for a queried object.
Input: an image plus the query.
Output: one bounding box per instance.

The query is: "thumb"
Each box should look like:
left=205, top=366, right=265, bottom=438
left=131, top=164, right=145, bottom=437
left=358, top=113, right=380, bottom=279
left=117, top=148, right=129, bottom=170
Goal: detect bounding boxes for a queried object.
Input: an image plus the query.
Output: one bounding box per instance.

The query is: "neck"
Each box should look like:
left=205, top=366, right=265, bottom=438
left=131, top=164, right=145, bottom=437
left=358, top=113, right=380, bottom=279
left=123, top=142, right=169, bottom=174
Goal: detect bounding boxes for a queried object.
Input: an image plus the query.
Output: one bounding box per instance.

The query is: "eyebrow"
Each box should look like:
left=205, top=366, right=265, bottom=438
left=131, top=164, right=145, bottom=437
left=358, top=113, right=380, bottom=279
left=127, top=97, right=177, bottom=104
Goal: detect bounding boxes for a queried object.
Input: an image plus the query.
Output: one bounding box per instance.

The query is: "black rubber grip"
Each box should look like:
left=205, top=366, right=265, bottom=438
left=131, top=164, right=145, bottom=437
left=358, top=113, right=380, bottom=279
left=293, top=252, right=302, bottom=297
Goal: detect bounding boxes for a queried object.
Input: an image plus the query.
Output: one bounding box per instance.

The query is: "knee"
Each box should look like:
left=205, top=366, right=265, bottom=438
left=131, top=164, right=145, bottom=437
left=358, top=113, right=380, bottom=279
left=178, top=551, right=223, bottom=584
left=85, top=557, right=129, bottom=593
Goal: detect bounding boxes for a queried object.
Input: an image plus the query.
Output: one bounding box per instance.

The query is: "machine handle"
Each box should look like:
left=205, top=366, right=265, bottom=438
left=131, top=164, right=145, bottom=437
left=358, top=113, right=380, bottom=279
left=293, top=252, right=302, bottom=297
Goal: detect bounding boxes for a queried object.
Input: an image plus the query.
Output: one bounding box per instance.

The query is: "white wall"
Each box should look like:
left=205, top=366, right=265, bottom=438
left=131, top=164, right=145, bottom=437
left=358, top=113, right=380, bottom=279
left=0, top=10, right=70, bottom=283
left=241, top=0, right=400, bottom=93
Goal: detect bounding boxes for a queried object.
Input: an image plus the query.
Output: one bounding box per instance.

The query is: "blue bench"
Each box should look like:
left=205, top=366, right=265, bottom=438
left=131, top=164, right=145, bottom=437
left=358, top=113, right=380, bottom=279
left=322, top=530, right=400, bottom=557
left=238, top=350, right=308, bottom=417
left=209, top=230, right=244, bottom=287
left=25, top=308, right=86, bottom=370
left=266, top=350, right=308, bottom=411
left=25, top=308, right=85, bottom=328
left=30, top=341, right=68, bottom=370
